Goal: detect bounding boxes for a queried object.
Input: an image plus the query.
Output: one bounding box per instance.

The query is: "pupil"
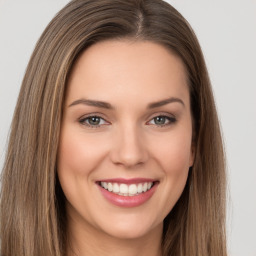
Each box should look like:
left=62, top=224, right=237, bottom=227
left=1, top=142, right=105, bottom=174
left=155, top=116, right=165, bottom=125
left=89, top=117, right=100, bottom=125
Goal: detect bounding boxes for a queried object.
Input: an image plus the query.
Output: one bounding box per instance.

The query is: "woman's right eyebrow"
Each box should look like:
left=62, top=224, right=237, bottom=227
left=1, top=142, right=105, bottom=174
left=68, top=98, right=114, bottom=109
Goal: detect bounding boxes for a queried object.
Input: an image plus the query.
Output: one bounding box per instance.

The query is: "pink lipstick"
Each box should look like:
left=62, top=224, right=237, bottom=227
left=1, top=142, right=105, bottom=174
left=96, top=178, right=158, bottom=207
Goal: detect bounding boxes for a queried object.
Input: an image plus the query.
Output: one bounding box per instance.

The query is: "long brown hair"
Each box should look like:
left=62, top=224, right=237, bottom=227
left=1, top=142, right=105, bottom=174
left=0, top=0, right=227, bottom=255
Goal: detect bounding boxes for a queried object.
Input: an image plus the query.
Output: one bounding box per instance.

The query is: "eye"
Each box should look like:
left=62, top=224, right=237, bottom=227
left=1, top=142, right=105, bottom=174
left=147, top=115, right=176, bottom=126
left=79, top=115, right=109, bottom=128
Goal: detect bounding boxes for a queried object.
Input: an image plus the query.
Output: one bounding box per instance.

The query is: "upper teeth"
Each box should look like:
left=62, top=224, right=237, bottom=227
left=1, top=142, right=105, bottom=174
left=100, top=182, right=153, bottom=196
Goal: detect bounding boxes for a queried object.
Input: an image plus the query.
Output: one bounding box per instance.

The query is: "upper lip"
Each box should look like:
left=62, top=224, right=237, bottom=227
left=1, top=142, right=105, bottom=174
left=96, top=178, right=157, bottom=185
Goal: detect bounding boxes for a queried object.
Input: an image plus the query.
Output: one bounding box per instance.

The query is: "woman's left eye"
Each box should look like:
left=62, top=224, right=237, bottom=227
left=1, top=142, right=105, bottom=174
left=79, top=116, right=108, bottom=127
left=147, top=115, right=176, bottom=126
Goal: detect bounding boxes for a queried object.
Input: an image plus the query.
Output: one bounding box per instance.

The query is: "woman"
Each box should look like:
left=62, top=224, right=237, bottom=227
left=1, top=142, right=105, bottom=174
left=0, top=0, right=227, bottom=255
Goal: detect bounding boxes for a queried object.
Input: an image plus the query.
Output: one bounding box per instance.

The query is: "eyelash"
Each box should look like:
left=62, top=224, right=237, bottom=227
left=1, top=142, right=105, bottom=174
left=147, top=115, right=177, bottom=127
left=78, top=113, right=177, bottom=128
left=79, top=114, right=109, bottom=128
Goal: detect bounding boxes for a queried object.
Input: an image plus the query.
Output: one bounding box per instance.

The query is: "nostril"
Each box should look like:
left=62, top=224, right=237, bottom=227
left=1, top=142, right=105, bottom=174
left=110, top=149, right=148, bottom=167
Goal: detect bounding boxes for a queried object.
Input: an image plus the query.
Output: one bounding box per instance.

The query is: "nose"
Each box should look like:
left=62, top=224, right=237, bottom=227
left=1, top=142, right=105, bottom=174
left=110, top=124, right=149, bottom=168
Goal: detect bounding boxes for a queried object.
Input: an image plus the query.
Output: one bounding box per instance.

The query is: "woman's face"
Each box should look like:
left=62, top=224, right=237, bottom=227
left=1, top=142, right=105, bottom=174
left=57, top=40, right=194, bottom=240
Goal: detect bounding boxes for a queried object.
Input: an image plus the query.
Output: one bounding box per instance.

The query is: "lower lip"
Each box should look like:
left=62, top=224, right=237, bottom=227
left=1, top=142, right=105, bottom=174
left=97, top=183, right=158, bottom=208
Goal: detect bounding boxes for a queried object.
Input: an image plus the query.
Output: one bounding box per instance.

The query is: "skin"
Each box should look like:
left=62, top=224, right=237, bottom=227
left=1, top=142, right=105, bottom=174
left=57, top=40, right=194, bottom=256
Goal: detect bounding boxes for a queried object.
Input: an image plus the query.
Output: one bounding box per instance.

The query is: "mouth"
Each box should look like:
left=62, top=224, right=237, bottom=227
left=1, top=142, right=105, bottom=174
left=98, top=181, right=156, bottom=196
left=96, top=178, right=159, bottom=207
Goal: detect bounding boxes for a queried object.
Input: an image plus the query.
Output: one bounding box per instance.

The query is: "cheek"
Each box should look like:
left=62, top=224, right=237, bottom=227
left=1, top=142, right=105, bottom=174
left=57, top=128, right=108, bottom=177
left=159, top=138, right=191, bottom=186
left=150, top=128, right=193, bottom=175
left=56, top=127, right=110, bottom=215
left=148, top=127, right=192, bottom=212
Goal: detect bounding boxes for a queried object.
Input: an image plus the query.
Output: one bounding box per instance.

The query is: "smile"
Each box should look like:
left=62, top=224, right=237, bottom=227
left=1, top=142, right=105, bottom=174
left=100, top=181, right=154, bottom=196
left=96, top=179, right=158, bottom=207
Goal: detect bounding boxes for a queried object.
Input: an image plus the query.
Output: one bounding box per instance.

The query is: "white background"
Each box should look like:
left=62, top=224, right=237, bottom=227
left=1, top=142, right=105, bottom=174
left=0, top=1, right=255, bottom=255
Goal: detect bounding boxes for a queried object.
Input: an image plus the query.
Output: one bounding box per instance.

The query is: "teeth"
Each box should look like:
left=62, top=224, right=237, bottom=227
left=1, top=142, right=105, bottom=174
left=102, top=182, right=108, bottom=189
left=100, top=182, right=153, bottom=196
left=137, top=183, right=143, bottom=193
left=120, top=184, right=128, bottom=194
left=128, top=184, right=137, bottom=195
left=107, top=182, right=113, bottom=192
left=113, top=183, right=119, bottom=193
left=143, top=183, right=148, bottom=192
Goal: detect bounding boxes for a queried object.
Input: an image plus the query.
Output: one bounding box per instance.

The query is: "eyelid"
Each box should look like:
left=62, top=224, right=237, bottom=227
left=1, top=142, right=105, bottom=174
left=146, top=112, right=177, bottom=126
left=77, top=112, right=177, bottom=129
left=78, top=113, right=110, bottom=128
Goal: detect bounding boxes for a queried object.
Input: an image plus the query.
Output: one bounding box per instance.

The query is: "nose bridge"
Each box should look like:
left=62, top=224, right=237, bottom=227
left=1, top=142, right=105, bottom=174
left=110, top=121, right=148, bottom=167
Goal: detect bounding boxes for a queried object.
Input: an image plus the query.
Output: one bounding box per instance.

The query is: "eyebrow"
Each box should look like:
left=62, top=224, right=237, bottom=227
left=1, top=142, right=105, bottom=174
left=147, top=97, right=185, bottom=108
left=68, top=99, right=113, bottom=109
left=68, top=97, right=184, bottom=109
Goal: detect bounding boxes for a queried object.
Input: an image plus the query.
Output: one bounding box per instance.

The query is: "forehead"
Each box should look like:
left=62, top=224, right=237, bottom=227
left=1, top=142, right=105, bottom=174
left=66, top=40, right=189, bottom=106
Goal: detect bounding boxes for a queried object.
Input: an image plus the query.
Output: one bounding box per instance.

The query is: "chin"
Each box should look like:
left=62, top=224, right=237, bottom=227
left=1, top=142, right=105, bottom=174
left=98, top=216, right=163, bottom=240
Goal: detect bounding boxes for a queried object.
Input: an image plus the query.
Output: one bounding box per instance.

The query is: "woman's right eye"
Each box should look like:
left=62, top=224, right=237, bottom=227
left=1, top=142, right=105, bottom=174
left=79, top=116, right=109, bottom=128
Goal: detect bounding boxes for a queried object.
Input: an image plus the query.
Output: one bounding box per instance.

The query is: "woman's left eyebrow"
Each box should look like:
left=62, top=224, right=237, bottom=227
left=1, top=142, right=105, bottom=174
left=147, top=97, right=185, bottom=108
left=68, top=99, right=113, bottom=109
